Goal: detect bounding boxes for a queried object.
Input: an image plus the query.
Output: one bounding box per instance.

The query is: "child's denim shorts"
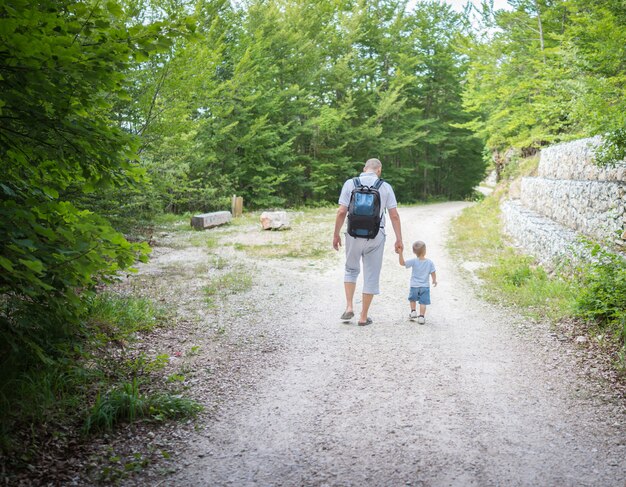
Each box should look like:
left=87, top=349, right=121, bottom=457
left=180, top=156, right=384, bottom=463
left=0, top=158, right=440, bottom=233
left=408, top=286, right=431, bottom=304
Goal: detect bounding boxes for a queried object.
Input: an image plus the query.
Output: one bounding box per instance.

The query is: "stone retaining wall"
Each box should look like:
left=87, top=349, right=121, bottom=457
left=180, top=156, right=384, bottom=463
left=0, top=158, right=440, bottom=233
left=501, top=201, right=587, bottom=266
left=501, top=137, right=626, bottom=266
left=539, top=136, right=626, bottom=182
left=519, top=178, right=624, bottom=243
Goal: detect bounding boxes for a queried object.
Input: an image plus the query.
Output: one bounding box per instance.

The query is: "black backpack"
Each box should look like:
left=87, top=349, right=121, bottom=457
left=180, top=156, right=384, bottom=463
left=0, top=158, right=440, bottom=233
left=347, top=177, right=384, bottom=239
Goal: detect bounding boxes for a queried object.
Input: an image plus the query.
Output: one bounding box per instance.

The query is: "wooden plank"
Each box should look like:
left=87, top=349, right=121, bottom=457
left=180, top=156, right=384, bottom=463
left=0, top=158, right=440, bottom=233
left=234, top=196, right=243, bottom=217
left=231, top=195, right=243, bottom=217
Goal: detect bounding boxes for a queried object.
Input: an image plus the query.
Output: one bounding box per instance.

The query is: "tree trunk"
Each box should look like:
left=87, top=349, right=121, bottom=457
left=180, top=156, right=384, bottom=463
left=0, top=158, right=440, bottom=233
left=534, top=0, right=546, bottom=63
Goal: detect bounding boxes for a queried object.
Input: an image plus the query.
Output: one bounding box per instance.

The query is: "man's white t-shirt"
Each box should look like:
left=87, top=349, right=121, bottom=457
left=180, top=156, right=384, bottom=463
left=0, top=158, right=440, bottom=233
left=338, top=172, right=398, bottom=230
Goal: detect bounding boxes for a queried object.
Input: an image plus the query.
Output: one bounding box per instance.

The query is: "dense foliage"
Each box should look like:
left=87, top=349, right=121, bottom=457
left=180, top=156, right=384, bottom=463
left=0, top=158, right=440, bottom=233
left=463, top=0, right=626, bottom=164
left=0, top=0, right=192, bottom=448
left=576, top=245, right=626, bottom=350
left=2, top=0, right=134, bottom=366
left=133, top=0, right=485, bottom=212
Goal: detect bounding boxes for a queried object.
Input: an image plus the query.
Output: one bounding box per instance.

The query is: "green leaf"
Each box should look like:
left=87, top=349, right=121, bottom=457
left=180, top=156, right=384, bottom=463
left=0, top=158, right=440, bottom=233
left=0, top=183, right=15, bottom=196
left=32, top=223, right=56, bottom=240
left=42, top=186, right=59, bottom=199
left=134, top=50, right=150, bottom=63
left=106, top=1, right=124, bottom=17
left=0, top=256, right=14, bottom=272
left=19, top=258, right=44, bottom=273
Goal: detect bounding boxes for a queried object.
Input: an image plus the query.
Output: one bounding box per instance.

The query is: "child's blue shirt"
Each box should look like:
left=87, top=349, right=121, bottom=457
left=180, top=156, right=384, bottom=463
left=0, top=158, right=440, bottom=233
left=404, top=258, right=436, bottom=288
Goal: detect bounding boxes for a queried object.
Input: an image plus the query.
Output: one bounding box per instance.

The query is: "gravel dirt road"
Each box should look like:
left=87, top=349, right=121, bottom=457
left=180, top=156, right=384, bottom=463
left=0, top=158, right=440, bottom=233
left=165, top=202, right=625, bottom=487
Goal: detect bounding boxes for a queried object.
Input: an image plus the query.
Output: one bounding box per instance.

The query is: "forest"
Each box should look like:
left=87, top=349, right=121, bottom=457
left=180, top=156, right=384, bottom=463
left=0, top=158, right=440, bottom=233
left=1, top=0, right=625, bottom=470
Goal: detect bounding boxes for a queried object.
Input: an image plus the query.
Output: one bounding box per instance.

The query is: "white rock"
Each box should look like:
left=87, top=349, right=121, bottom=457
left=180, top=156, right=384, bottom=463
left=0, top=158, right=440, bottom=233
left=260, top=211, right=291, bottom=230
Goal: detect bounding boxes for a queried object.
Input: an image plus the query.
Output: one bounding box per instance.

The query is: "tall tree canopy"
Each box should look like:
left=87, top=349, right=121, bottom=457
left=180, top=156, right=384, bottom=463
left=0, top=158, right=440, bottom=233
left=137, top=0, right=485, bottom=211
left=463, top=0, right=626, bottom=163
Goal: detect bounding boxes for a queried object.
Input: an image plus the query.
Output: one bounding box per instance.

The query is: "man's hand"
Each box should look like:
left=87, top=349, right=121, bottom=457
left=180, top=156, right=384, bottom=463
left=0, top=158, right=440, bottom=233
left=333, top=234, right=342, bottom=251
left=388, top=208, right=403, bottom=255
left=333, top=205, right=348, bottom=251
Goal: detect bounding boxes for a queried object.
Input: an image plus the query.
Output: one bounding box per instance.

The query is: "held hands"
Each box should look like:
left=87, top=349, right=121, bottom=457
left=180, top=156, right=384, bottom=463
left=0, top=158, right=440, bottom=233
left=394, top=240, right=404, bottom=254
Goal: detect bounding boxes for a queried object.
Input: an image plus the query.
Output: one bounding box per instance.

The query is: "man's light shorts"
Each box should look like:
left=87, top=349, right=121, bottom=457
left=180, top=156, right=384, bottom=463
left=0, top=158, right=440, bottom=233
left=344, top=230, right=386, bottom=295
left=408, top=286, right=431, bottom=305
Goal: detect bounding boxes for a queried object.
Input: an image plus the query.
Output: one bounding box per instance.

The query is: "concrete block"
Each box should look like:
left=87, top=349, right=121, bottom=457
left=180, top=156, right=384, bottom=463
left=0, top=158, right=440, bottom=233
left=191, top=211, right=231, bottom=229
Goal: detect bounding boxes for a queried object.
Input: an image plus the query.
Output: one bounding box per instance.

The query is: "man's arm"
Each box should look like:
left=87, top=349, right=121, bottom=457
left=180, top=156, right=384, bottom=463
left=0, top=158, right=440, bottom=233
left=333, top=205, right=348, bottom=251
left=388, top=207, right=403, bottom=254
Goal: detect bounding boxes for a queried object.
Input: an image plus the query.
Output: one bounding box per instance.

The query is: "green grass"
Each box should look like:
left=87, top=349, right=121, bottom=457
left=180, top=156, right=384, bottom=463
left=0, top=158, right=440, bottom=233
left=231, top=207, right=335, bottom=260
left=574, top=244, right=626, bottom=371
left=229, top=211, right=262, bottom=227
left=451, top=161, right=626, bottom=375
left=204, top=267, right=253, bottom=306
left=500, top=154, right=540, bottom=181
left=450, top=156, right=579, bottom=321
left=152, top=212, right=194, bottom=232
left=233, top=242, right=328, bottom=259
left=86, top=292, right=168, bottom=343
left=209, top=254, right=228, bottom=270
left=487, top=254, right=578, bottom=320
left=189, top=234, right=219, bottom=248
left=233, top=241, right=329, bottom=259
left=150, top=208, right=336, bottom=260
left=83, top=379, right=202, bottom=434
left=450, top=195, right=578, bottom=321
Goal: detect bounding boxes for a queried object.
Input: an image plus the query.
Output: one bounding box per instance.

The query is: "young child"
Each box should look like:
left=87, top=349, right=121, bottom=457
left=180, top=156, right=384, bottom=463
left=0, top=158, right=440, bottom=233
left=399, top=240, right=437, bottom=324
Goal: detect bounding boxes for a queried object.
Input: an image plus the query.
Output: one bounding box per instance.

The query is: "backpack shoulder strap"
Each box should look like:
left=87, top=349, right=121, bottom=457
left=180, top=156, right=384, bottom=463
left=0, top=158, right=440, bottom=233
left=352, top=177, right=362, bottom=188
left=373, top=178, right=384, bottom=190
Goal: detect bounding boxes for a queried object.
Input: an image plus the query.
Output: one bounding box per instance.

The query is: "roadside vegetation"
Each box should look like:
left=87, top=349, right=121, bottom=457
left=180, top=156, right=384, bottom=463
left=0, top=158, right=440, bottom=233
left=451, top=157, right=626, bottom=378
left=0, top=290, right=203, bottom=473
left=1, top=210, right=275, bottom=482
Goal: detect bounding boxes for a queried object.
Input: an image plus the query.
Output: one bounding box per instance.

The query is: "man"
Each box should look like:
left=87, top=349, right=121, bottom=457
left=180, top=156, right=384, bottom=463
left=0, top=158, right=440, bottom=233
left=333, top=158, right=403, bottom=326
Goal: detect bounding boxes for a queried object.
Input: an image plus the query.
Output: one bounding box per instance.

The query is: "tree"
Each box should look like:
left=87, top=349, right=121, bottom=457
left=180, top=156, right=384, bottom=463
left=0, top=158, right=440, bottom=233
left=401, top=1, right=485, bottom=199
left=463, top=0, right=626, bottom=164
left=0, top=0, right=186, bottom=365
left=135, top=0, right=486, bottom=208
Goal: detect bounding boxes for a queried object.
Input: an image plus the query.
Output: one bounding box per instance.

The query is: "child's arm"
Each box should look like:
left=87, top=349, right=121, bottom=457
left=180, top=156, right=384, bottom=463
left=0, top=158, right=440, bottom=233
left=431, top=271, right=437, bottom=287
left=399, top=251, right=405, bottom=266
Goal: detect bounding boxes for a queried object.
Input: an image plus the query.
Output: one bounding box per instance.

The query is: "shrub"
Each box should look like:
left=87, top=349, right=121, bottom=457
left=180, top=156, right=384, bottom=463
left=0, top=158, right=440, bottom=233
left=0, top=292, right=187, bottom=456
left=576, top=245, right=626, bottom=346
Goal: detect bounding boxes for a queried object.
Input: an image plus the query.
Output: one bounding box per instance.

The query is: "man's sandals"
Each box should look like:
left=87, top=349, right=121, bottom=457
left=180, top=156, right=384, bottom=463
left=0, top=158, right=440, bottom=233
left=340, top=311, right=354, bottom=321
